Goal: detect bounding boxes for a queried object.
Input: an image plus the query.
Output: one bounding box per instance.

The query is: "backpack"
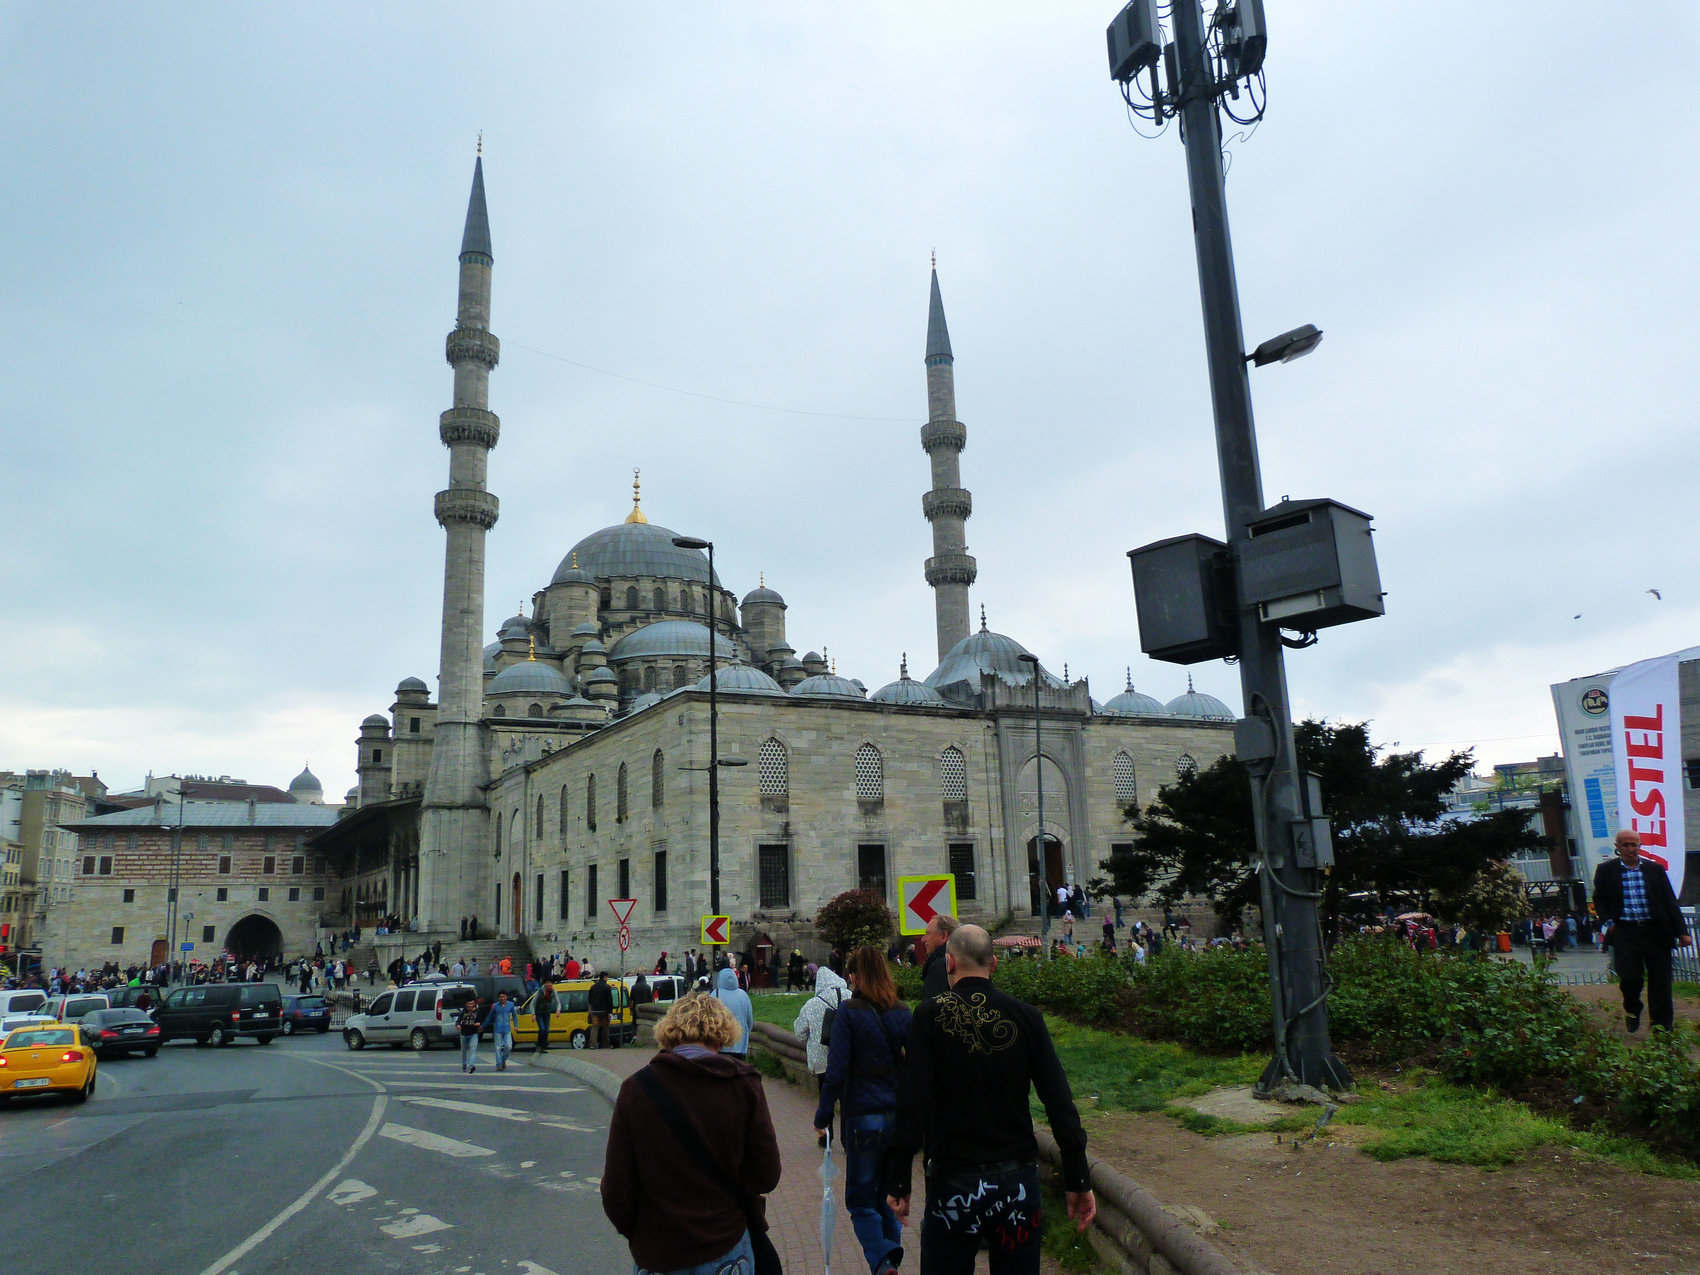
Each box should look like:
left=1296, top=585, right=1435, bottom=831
left=817, top=987, right=847, bottom=1045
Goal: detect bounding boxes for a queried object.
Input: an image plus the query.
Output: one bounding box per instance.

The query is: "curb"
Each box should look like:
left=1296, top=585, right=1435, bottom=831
left=524, top=1049, right=624, bottom=1106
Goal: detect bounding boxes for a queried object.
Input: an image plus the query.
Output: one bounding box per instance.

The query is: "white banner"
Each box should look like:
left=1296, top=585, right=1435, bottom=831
left=1609, top=654, right=1685, bottom=900
left=1552, top=673, right=1619, bottom=871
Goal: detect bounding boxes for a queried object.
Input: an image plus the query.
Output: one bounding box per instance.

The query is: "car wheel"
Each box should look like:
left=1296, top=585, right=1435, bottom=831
left=570, top=1029, right=588, bottom=1050
left=73, top=1074, right=93, bottom=1103
left=344, top=1028, right=366, bottom=1051
left=409, top=1028, right=430, bottom=1052
left=282, top=1020, right=295, bottom=1036
left=256, top=1034, right=275, bottom=1046
left=195, top=1035, right=210, bottom=1047
left=144, top=1048, right=159, bottom=1058
left=208, top=1024, right=228, bottom=1047
left=317, top=1023, right=330, bottom=1033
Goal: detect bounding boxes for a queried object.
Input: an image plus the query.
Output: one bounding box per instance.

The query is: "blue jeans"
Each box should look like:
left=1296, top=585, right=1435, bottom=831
left=494, top=1029, right=513, bottom=1067
left=845, top=1111, right=903, bottom=1274
left=635, top=1230, right=751, bottom=1275
left=921, top=1163, right=1042, bottom=1275
left=460, top=1033, right=479, bottom=1069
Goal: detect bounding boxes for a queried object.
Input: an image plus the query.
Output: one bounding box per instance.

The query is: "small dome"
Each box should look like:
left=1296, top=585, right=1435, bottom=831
left=628, top=691, right=665, bottom=713
left=871, top=659, right=947, bottom=707
left=360, top=714, right=390, bottom=730
left=1164, top=676, right=1236, bottom=720
left=580, top=639, right=608, bottom=655
left=1102, top=672, right=1168, bottom=717
left=585, top=666, right=618, bottom=684
left=499, top=611, right=530, bottom=632
left=793, top=672, right=865, bottom=700
left=692, top=664, right=787, bottom=696
left=487, top=661, right=572, bottom=697
left=611, top=620, right=736, bottom=663
left=288, top=766, right=323, bottom=794
left=742, top=585, right=785, bottom=607
left=802, top=651, right=823, bottom=665
left=572, top=623, right=600, bottom=637
left=396, top=676, right=428, bottom=694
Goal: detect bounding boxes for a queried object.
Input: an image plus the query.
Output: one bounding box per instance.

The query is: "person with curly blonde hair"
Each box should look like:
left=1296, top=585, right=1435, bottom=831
left=603, top=993, right=782, bottom=1275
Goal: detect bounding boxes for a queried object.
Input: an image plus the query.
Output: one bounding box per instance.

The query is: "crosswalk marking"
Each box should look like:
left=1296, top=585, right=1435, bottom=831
left=377, top=1122, right=494, bottom=1158
left=382, top=1081, right=583, bottom=1093
left=396, top=1095, right=532, bottom=1122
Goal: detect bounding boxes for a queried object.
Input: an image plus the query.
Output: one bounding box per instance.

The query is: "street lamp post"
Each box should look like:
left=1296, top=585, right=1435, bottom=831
left=672, top=536, right=724, bottom=918
left=1017, top=653, right=1052, bottom=960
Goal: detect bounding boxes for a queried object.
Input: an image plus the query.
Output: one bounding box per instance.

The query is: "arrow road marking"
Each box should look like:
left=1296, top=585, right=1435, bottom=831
left=378, top=1122, right=495, bottom=1158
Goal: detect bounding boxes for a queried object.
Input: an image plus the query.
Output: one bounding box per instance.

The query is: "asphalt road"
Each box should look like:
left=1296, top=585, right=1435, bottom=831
left=0, top=1026, right=626, bottom=1275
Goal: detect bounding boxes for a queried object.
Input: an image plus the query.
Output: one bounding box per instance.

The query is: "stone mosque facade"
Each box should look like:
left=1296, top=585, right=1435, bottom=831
left=313, top=158, right=1235, bottom=966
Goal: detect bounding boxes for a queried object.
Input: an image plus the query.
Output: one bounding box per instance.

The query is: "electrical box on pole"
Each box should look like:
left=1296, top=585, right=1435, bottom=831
left=1237, top=498, right=1385, bottom=630
left=1126, top=534, right=1238, bottom=664
left=1220, top=0, right=1267, bottom=78
left=1106, top=0, right=1162, bottom=82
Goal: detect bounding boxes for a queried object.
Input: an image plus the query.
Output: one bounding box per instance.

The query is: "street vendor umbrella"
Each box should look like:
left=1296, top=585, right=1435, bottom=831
left=819, top=1128, right=838, bottom=1275
left=1395, top=912, right=1433, bottom=921
left=993, top=935, right=1041, bottom=948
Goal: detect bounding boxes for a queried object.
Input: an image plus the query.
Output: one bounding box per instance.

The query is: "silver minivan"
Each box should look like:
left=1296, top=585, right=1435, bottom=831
left=342, top=982, right=477, bottom=1051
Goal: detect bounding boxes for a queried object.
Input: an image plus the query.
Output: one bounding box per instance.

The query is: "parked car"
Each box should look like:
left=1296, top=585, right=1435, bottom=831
left=411, top=974, right=525, bottom=1037
left=0, top=990, right=48, bottom=1018
left=342, top=982, right=477, bottom=1052
left=155, top=983, right=282, bottom=1047
left=512, top=979, right=635, bottom=1050
left=281, top=994, right=333, bottom=1035
left=104, top=985, right=165, bottom=1013
left=624, top=974, right=687, bottom=1004
left=80, top=1008, right=162, bottom=1059
left=35, top=993, right=111, bottom=1024
left=0, top=1013, right=57, bottom=1037
left=0, top=1023, right=97, bottom=1103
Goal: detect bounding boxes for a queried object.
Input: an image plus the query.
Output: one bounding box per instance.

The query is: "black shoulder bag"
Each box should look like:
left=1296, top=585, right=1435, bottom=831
left=634, top=1065, right=783, bottom=1275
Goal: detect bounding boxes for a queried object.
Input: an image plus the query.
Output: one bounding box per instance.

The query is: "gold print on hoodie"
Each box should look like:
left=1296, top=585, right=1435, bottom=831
left=934, top=991, right=1017, bottom=1055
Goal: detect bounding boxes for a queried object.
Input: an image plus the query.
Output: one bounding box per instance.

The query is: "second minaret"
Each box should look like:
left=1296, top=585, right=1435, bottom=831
left=921, top=265, right=976, bottom=662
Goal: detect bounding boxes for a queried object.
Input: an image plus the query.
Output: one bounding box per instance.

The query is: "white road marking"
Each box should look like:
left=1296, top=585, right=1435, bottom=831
left=413, top=1243, right=444, bottom=1253
left=520, top=1160, right=537, bottom=1168
left=539, top=1120, right=598, bottom=1132
left=396, top=1095, right=533, bottom=1122
left=378, top=1122, right=495, bottom=1158
left=388, top=1081, right=582, bottom=1093
left=381, top=1213, right=451, bottom=1238
left=328, top=1179, right=377, bottom=1206
left=518, top=1262, right=564, bottom=1275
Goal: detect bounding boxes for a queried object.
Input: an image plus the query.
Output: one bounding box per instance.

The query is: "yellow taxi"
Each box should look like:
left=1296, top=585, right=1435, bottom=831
left=0, top=1023, right=98, bottom=1104
left=513, top=979, right=633, bottom=1050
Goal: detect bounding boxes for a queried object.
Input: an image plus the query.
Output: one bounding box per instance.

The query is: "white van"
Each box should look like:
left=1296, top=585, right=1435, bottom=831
left=342, top=981, right=478, bottom=1051
left=0, top=990, right=49, bottom=1018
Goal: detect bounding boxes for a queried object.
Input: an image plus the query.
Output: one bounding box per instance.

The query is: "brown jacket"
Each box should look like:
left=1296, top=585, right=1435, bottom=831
left=601, top=1049, right=782, bottom=1271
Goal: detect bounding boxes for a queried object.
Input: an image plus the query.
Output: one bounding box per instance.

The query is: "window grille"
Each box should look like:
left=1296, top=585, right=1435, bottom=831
left=1113, top=752, right=1137, bottom=804
left=587, top=775, right=597, bottom=831
left=652, top=750, right=665, bottom=807
left=617, top=764, right=629, bottom=823
left=949, top=842, right=977, bottom=900
left=759, top=845, right=790, bottom=908
left=559, top=786, right=570, bottom=838
left=758, top=739, right=788, bottom=795
left=939, top=747, right=967, bottom=801
left=536, top=795, right=545, bottom=837
left=1177, top=753, right=1198, bottom=779
left=653, top=851, right=667, bottom=912
left=857, top=844, right=887, bottom=898
left=855, top=745, right=884, bottom=802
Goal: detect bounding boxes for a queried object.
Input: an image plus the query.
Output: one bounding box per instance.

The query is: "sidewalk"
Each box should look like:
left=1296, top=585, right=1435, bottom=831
left=528, top=1043, right=873, bottom=1274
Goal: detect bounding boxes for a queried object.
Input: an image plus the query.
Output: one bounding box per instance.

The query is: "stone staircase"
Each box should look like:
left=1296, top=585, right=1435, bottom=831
left=369, top=930, right=534, bottom=975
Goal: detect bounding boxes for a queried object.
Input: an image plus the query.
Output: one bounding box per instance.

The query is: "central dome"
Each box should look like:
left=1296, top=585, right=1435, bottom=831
left=926, top=626, right=1060, bottom=705
left=553, top=522, right=720, bottom=587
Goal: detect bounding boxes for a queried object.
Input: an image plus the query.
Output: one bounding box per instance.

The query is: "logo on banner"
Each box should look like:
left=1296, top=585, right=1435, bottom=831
left=898, top=874, right=957, bottom=936
left=1580, top=687, right=1609, bottom=716
left=1610, top=654, right=1685, bottom=899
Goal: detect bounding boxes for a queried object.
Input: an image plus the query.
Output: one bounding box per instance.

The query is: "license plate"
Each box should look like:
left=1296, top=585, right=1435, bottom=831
left=123, top=1026, right=145, bottom=1034
left=310, top=1010, right=326, bottom=1017
left=14, top=1077, right=50, bottom=1088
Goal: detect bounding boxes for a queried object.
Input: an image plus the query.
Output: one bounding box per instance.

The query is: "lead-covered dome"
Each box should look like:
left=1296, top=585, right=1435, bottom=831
left=742, top=584, right=785, bottom=607
left=793, top=672, right=865, bottom=700
left=1101, top=672, right=1168, bottom=717
left=396, top=676, right=428, bottom=694
left=611, top=620, right=736, bottom=662
left=692, top=664, right=787, bottom=696
left=553, top=522, right=720, bottom=586
left=925, top=620, right=1060, bottom=705
left=487, top=661, right=572, bottom=697
left=871, top=658, right=947, bottom=707
left=288, top=766, right=323, bottom=796
left=1165, top=676, right=1235, bottom=720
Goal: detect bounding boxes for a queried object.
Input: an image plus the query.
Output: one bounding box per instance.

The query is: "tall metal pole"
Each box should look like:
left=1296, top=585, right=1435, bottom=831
left=706, top=544, right=721, bottom=920
left=1170, top=0, right=1343, bottom=1089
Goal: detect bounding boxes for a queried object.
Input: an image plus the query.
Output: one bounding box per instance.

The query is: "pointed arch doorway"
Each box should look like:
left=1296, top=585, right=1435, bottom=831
left=1026, top=836, right=1064, bottom=916
left=512, top=872, right=522, bottom=935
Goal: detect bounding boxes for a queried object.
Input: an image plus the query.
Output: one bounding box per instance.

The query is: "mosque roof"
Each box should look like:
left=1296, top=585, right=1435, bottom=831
left=572, top=623, right=600, bottom=637
left=361, top=714, right=390, bottom=730
left=742, top=584, right=785, bottom=607
left=487, top=661, right=572, bottom=696
left=552, top=521, right=720, bottom=587
left=692, top=664, right=787, bottom=696
left=610, top=620, right=735, bottom=662
left=585, top=667, right=617, bottom=684
left=396, top=676, right=428, bottom=694
left=793, top=672, right=865, bottom=700
left=871, top=656, right=947, bottom=707
left=287, top=766, right=323, bottom=794
left=925, top=614, right=1061, bottom=704
left=627, top=691, right=665, bottom=713
left=1164, top=676, right=1236, bottom=720
left=1101, top=671, right=1168, bottom=717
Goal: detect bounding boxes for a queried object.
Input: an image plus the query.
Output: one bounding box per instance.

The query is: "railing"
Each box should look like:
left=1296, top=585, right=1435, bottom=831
left=1678, top=908, right=1700, bottom=985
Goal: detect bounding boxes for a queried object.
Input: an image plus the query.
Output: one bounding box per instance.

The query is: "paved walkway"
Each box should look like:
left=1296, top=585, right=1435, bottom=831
left=529, top=1043, right=874, bottom=1275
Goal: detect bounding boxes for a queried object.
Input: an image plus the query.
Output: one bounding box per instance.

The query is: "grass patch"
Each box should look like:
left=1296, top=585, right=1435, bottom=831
left=749, top=992, right=808, bottom=1029
left=1040, top=1015, right=1263, bottom=1116
left=1039, top=1178, right=1103, bottom=1273
left=750, top=1045, right=788, bottom=1081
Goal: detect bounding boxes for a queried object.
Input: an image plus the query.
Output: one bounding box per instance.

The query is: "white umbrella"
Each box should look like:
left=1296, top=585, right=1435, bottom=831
left=819, top=1128, right=838, bottom=1275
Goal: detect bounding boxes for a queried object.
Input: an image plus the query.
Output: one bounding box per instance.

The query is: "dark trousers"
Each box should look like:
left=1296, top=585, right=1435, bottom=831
left=1613, top=921, right=1676, bottom=1030
left=921, top=1162, right=1042, bottom=1275
left=535, top=1026, right=550, bottom=1054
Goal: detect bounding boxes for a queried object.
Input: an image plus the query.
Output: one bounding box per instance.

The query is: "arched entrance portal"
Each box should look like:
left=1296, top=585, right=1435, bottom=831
left=225, top=914, right=283, bottom=961
left=1026, top=836, right=1064, bottom=916
left=512, top=872, right=522, bottom=935
left=150, top=938, right=167, bottom=968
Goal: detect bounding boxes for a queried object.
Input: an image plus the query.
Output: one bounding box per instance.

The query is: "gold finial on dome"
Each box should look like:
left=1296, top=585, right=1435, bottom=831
left=527, top=636, right=537, bottom=662
left=625, top=468, right=648, bottom=524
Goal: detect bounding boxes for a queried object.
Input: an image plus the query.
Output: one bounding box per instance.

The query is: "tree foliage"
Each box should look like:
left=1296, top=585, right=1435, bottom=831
left=814, top=889, right=894, bottom=950
left=1433, top=858, right=1529, bottom=935
left=1096, top=720, right=1546, bottom=928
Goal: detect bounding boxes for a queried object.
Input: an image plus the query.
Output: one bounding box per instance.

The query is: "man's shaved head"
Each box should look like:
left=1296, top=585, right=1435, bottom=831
left=946, top=924, right=994, bottom=974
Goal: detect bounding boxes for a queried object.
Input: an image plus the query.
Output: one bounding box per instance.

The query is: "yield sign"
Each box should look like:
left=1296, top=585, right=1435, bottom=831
left=701, top=914, right=731, bottom=945
left=898, top=874, right=957, bottom=936
left=608, top=898, right=637, bottom=927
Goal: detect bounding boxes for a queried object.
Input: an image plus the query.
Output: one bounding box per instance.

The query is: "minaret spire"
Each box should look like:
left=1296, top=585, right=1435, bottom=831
left=920, top=261, right=976, bottom=662
left=419, top=150, right=502, bottom=931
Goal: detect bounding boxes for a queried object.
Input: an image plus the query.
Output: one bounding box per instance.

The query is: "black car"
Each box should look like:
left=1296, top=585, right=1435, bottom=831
left=104, top=985, right=165, bottom=1014
left=281, top=994, right=332, bottom=1035
left=80, top=1008, right=163, bottom=1058
left=156, top=983, right=282, bottom=1047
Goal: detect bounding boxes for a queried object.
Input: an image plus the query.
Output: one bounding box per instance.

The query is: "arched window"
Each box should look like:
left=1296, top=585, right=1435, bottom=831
left=625, top=586, right=639, bottom=610
left=599, top=586, right=611, bottom=610
left=616, top=763, right=629, bottom=823
left=492, top=703, right=506, bottom=718
left=673, top=664, right=689, bottom=688
left=643, top=667, right=657, bottom=692
left=559, top=785, right=569, bottom=837
left=536, top=794, right=545, bottom=837
left=654, top=586, right=666, bottom=611
left=652, top=749, right=665, bottom=807
left=758, top=738, right=788, bottom=795
left=855, top=744, right=883, bottom=802
left=1113, top=752, right=1137, bottom=804
left=1177, top=753, right=1198, bottom=780
left=512, top=809, right=522, bottom=850
left=494, top=815, right=503, bottom=856
left=939, top=747, right=967, bottom=802
left=527, top=702, right=543, bottom=718
left=721, top=597, right=734, bottom=621
left=681, top=588, right=693, bottom=614
left=587, top=774, right=597, bottom=831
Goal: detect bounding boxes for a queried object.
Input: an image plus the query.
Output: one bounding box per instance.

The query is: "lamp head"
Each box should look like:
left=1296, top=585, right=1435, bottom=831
left=671, top=535, right=711, bottom=551
left=1248, top=324, right=1323, bottom=367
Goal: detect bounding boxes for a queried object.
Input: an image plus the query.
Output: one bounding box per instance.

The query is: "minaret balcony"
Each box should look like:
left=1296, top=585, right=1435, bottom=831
left=439, top=407, right=501, bottom=449
left=922, top=488, right=973, bottom=523
left=445, top=326, right=501, bottom=370
left=434, top=488, right=500, bottom=530
left=920, top=419, right=966, bottom=453
left=924, top=552, right=978, bottom=587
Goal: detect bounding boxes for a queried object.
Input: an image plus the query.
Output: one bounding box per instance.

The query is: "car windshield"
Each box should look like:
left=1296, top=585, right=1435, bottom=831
left=6, top=1029, right=75, bottom=1048
left=294, top=997, right=326, bottom=1009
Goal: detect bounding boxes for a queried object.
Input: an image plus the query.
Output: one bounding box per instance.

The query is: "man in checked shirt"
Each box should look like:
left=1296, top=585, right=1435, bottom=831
left=1592, top=829, right=1693, bottom=1032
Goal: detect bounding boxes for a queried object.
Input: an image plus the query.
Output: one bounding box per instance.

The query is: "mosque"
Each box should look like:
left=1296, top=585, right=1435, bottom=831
left=312, top=156, right=1235, bottom=965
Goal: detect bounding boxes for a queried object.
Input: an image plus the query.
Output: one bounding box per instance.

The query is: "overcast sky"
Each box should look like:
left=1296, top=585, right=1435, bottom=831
left=4, top=3, right=1697, bottom=801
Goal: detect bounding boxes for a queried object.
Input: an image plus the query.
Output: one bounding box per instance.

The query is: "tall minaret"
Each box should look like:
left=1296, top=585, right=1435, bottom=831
left=419, top=149, right=500, bottom=932
left=921, top=261, right=976, bottom=661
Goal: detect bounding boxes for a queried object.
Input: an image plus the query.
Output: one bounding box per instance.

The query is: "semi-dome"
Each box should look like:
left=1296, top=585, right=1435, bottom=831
left=288, top=765, right=323, bottom=795
left=691, top=664, right=787, bottom=696
left=571, top=623, right=600, bottom=638
left=396, top=676, right=428, bottom=694
left=611, top=620, right=736, bottom=663
left=1101, top=672, right=1168, bottom=717
left=487, top=661, right=572, bottom=697
left=793, top=672, right=865, bottom=700
left=553, top=521, right=720, bottom=586
left=871, top=658, right=947, bottom=707
left=925, top=617, right=1060, bottom=704
left=1165, top=676, right=1236, bottom=720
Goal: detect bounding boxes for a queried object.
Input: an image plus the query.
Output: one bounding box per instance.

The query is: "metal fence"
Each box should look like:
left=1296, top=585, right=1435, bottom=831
left=1677, top=907, right=1700, bottom=985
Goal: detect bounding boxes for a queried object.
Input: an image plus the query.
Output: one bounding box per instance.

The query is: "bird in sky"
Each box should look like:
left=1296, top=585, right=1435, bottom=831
left=1647, top=588, right=1662, bottom=600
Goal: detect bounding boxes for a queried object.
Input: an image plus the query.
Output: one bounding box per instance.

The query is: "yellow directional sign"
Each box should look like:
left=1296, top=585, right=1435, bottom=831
left=701, top=914, right=731, bottom=945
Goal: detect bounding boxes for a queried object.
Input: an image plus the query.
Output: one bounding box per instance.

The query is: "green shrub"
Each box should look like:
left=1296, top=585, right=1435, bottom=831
left=890, top=961, right=925, bottom=1003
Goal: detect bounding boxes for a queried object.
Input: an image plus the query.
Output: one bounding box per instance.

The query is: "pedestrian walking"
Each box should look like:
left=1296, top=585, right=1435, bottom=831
left=534, top=981, right=556, bottom=1053
left=1593, top=828, right=1693, bottom=1031
left=918, top=913, right=959, bottom=1000
left=815, top=946, right=911, bottom=1275
left=794, top=965, right=849, bottom=1081
left=601, top=994, right=782, bottom=1275
left=457, top=996, right=483, bottom=1073
left=481, top=990, right=518, bottom=1070
left=587, top=971, right=614, bottom=1049
left=884, top=924, right=1096, bottom=1275
left=459, top=916, right=468, bottom=941
left=713, top=967, right=754, bottom=1061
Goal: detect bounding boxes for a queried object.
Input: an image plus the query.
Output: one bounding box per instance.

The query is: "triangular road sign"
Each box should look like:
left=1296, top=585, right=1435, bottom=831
left=608, top=897, right=637, bottom=927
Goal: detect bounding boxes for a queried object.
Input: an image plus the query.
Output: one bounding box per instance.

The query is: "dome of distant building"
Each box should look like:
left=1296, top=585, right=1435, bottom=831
left=1164, top=676, right=1235, bottom=720
left=554, top=522, right=719, bottom=586
left=361, top=714, right=390, bottom=729
left=288, top=766, right=324, bottom=804
left=793, top=672, right=865, bottom=700
left=871, top=658, right=947, bottom=707
left=692, top=664, right=787, bottom=696
left=611, top=620, right=736, bottom=663
left=1101, top=673, right=1168, bottom=717
left=396, top=676, right=428, bottom=694
left=742, top=584, right=785, bottom=607
left=488, top=661, right=572, bottom=697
